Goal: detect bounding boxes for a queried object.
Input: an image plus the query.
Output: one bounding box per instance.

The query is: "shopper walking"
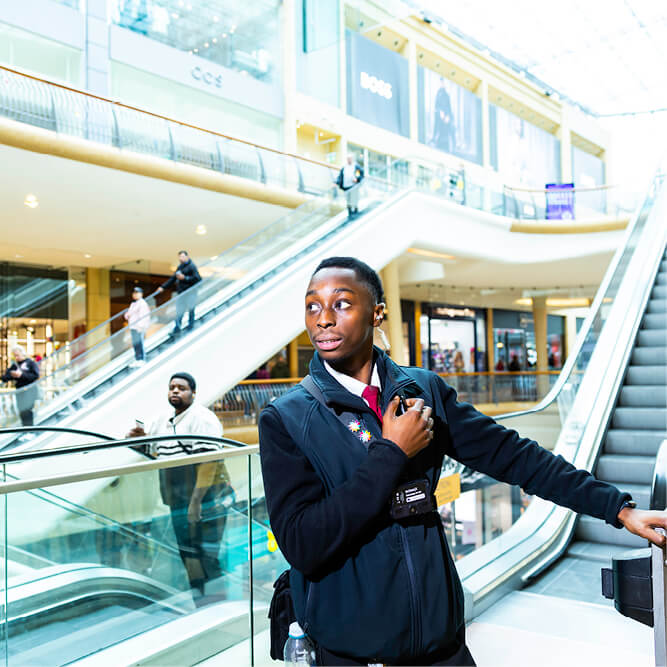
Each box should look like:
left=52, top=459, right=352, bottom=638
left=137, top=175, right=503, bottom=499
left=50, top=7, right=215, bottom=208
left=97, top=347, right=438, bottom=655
left=124, top=286, right=151, bottom=365
left=2, top=345, right=40, bottom=426
left=128, top=372, right=232, bottom=605
left=157, top=250, right=202, bottom=335
left=336, top=155, right=364, bottom=217
left=259, top=256, right=667, bottom=666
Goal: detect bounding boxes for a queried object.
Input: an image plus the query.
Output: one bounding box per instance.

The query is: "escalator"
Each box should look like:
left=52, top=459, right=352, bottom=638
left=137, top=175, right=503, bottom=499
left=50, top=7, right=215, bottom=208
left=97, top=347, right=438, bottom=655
left=0, top=433, right=285, bottom=665
left=0, top=173, right=663, bottom=664
left=451, top=170, right=667, bottom=627
left=520, top=244, right=667, bottom=602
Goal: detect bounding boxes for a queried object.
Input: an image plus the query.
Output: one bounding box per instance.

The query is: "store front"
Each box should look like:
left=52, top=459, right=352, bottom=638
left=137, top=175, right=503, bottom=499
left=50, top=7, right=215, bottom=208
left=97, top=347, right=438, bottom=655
left=417, top=303, right=487, bottom=373
left=493, top=309, right=565, bottom=370
left=0, top=263, right=70, bottom=371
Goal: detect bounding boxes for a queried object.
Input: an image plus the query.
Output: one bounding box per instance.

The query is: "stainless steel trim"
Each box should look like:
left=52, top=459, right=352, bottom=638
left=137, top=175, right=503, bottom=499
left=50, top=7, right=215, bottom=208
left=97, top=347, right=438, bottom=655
left=0, top=445, right=259, bottom=495
left=653, top=531, right=667, bottom=667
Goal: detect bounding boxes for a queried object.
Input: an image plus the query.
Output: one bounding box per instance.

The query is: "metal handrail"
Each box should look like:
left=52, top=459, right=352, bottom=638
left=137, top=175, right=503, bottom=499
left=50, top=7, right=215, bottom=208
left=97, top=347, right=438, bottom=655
left=0, top=64, right=339, bottom=174
left=651, top=440, right=667, bottom=511
left=0, top=431, right=247, bottom=464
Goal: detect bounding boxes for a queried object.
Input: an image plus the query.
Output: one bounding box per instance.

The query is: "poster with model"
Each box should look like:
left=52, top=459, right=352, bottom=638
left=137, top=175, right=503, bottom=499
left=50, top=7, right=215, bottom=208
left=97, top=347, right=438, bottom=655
left=489, top=104, right=561, bottom=188
left=417, top=66, right=483, bottom=165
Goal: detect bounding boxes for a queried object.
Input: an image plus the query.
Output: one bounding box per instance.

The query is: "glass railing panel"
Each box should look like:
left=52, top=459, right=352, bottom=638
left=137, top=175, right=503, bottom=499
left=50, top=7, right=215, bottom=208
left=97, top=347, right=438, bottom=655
left=0, top=69, right=55, bottom=132
left=2, top=443, right=254, bottom=664
left=113, top=104, right=173, bottom=159
left=249, top=451, right=288, bottom=659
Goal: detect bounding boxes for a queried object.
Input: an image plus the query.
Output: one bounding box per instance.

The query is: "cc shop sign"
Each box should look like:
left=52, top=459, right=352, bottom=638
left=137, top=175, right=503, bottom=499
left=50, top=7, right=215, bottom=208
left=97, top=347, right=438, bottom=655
left=191, top=66, right=222, bottom=89
left=360, top=71, right=392, bottom=100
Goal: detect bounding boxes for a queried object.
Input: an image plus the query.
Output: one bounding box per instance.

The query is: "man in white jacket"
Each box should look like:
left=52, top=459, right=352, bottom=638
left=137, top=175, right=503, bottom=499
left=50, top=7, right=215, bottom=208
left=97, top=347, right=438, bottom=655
left=124, top=286, right=151, bottom=366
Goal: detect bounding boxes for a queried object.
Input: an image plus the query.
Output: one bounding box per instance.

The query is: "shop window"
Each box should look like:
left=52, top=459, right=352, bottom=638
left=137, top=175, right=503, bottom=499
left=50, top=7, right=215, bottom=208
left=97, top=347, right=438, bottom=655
left=112, top=0, right=281, bottom=84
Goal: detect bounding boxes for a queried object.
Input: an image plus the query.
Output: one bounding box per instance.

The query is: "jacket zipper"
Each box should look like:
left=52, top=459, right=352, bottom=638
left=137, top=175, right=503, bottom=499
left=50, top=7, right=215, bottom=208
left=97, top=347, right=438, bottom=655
left=397, top=525, right=421, bottom=656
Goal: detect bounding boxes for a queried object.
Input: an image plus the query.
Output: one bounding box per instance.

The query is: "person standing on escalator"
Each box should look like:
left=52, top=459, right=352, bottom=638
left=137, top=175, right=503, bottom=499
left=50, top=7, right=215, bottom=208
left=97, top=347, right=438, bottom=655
left=156, top=250, right=202, bottom=336
left=128, top=372, right=233, bottom=605
left=2, top=345, right=40, bottom=427
left=337, top=154, right=364, bottom=218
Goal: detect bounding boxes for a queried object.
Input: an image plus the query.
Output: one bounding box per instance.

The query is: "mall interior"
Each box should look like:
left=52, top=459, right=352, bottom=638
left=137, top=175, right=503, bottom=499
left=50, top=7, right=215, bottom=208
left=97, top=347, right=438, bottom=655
left=0, top=0, right=665, bottom=664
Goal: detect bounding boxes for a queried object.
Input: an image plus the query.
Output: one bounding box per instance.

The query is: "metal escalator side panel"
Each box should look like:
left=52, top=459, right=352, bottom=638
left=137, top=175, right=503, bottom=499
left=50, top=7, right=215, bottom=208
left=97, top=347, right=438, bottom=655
left=456, top=175, right=667, bottom=616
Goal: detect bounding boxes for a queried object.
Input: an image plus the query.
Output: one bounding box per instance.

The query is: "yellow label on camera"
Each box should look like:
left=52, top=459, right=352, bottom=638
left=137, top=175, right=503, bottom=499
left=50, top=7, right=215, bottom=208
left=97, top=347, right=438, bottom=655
left=267, top=529, right=278, bottom=553
left=435, top=473, right=461, bottom=506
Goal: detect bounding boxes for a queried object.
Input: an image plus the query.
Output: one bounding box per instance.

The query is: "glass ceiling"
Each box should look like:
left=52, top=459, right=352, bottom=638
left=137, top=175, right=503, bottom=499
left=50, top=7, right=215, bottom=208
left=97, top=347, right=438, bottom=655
left=418, top=0, right=667, bottom=117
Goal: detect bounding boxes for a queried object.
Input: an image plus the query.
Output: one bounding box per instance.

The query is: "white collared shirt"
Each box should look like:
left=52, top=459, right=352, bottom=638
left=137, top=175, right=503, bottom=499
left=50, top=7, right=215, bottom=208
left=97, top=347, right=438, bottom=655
left=148, top=402, right=223, bottom=457
left=323, top=360, right=382, bottom=408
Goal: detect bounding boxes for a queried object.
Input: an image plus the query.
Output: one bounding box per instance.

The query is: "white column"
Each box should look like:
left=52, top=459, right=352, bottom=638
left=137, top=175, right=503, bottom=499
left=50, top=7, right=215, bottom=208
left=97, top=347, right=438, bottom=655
left=382, top=261, right=406, bottom=365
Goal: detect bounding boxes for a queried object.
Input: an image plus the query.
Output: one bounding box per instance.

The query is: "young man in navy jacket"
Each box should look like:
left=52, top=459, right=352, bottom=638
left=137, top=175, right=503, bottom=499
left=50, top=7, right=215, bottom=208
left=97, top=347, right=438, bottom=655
left=259, top=257, right=667, bottom=666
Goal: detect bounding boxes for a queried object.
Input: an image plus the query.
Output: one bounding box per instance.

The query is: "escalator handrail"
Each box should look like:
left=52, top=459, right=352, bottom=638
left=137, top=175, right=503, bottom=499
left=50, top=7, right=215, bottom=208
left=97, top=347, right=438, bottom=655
left=651, top=440, right=667, bottom=511
left=492, top=174, right=662, bottom=424
left=0, top=431, right=247, bottom=464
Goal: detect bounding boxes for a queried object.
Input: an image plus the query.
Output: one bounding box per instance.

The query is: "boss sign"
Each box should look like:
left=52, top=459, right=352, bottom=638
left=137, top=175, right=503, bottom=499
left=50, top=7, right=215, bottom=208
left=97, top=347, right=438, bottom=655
left=360, top=71, right=393, bottom=99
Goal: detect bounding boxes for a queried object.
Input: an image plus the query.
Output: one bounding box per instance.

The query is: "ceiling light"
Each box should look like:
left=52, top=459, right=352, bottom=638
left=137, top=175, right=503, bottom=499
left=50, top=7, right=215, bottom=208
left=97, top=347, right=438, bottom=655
left=213, top=15, right=219, bottom=22
left=210, top=255, right=218, bottom=261
left=196, top=224, right=207, bottom=235
left=222, top=33, right=227, bottom=38
left=171, top=12, right=179, bottom=19
left=194, top=48, right=198, bottom=53
left=84, top=253, right=92, bottom=258
left=204, top=42, right=209, bottom=48
left=212, top=37, right=217, bottom=43
left=15, top=254, right=23, bottom=258
left=24, top=194, right=38, bottom=208
left=30, top=319, right=36, bottom=324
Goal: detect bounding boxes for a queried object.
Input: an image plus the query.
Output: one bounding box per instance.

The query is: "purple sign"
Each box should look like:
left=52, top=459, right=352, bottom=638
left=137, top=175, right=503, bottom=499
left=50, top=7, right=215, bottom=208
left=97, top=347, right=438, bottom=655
left=546, top=183, right=575, bottom=220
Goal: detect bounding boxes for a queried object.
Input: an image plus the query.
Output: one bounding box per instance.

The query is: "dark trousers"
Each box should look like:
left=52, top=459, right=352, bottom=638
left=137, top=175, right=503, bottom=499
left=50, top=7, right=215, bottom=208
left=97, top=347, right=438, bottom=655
left=130, top=329, right=145, bottom=361
left=316, top=626, right=475, bottom=666
left=174, top=288, right=197, bottom=333
left=17, top=384, right=36, bottom=427
left=169, top=505, right=226, bottom=593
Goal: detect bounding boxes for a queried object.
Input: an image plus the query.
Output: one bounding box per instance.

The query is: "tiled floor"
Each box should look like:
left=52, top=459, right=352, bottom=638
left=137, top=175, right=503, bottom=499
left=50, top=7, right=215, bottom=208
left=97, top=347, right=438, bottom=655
left=467, top=591, right=653, bottom=667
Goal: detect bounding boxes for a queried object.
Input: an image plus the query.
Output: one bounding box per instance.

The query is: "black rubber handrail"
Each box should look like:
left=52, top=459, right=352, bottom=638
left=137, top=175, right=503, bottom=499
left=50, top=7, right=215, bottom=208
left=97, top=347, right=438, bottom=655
left=651, top=440, right=667, bottom=510
left=0, top=429, right=247, bottom=464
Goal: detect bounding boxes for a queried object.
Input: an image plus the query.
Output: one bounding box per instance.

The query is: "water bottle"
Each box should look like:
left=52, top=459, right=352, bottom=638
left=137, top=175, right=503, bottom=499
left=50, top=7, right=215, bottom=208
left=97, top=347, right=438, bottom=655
left=284, top=622, right=316, bottom=666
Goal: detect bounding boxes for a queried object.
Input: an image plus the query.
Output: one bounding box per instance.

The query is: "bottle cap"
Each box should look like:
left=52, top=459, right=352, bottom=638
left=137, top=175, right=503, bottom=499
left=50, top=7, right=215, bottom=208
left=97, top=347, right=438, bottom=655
left=288, top=622, right=305, bottom=639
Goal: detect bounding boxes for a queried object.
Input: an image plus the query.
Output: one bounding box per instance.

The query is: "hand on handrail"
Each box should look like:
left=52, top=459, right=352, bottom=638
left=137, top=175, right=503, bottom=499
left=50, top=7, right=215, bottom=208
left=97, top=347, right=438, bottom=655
left=618, top=506, right=667, bottom=547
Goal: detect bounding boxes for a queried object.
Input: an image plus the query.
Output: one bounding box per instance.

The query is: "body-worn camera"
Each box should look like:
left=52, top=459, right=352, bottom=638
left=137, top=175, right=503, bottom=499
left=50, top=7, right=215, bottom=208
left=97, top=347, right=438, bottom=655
left=390, top=478, right=436, bottom=520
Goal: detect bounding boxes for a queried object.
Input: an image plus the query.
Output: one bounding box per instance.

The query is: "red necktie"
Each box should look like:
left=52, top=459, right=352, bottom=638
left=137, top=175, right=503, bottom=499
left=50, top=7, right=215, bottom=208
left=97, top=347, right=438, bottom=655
left=362, top=385, right=383, bottom=424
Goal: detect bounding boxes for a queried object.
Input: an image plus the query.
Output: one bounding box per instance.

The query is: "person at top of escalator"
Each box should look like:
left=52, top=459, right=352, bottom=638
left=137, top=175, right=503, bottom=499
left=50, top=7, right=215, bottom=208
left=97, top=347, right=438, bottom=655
left=127, top=372, right=232, bottom=605
left=156, top=250, right=202, bottom=336
left=258, top=255, right=667, bottom=666
left=2, top=345, right=40, bottom=428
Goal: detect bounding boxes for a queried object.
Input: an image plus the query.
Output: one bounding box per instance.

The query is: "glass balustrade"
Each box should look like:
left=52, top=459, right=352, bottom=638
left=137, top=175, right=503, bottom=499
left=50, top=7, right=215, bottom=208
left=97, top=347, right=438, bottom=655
left=0, top=435, right=282, bottom=665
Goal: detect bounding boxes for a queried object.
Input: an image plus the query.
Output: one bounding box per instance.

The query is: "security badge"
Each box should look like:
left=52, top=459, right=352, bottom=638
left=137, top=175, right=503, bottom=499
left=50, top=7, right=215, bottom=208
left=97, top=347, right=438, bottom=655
left=390, top=479, right=436, bottom=520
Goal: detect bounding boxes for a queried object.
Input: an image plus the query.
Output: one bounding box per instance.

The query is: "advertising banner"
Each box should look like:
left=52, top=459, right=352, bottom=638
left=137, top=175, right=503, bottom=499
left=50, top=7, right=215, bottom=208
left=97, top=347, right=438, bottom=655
left=490, top=104, right=561, bottom=187
left=546, top=183, right=575, bottom=220
left=417, top=66, right=483, bottom=165
left=346, top=30, right=409, bottom=137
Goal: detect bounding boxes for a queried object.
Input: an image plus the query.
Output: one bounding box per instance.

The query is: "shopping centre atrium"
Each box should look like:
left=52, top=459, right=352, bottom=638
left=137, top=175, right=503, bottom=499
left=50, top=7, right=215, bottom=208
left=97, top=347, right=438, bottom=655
left=0, top=0, right=666, bottom=664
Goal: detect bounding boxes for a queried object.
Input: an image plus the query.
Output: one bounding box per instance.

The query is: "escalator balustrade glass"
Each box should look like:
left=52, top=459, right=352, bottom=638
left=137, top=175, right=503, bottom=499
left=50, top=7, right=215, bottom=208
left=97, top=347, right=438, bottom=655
left=0, top=436, right=281, bottom=665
